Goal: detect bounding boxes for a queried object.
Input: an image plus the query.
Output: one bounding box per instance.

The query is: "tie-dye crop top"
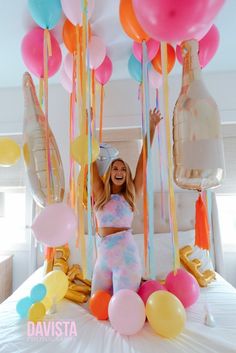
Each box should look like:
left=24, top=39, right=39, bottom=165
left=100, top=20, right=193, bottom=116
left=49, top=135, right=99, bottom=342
left=95, top=193, right=133, bottom=228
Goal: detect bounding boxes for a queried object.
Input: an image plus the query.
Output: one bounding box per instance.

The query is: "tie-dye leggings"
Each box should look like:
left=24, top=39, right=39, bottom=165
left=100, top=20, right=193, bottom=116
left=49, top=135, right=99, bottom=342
left=91, top=230, right=142, bottom=295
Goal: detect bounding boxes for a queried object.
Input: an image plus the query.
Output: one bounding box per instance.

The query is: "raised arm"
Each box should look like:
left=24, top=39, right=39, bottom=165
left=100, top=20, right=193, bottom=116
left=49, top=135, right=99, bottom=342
left=133, top=108, right=163, bottom=197
left=92, top=161, right=104, bottom=200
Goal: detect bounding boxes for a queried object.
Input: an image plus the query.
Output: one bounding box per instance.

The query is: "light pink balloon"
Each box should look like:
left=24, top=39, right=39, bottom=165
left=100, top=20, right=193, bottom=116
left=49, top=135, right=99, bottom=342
left=61, top=0, right=95, bottom=26
left=108, top=290, right=146, bottom=335
left=148, top=67, right=162, bottom=89
left=32, top=203, right=77, bottom=247
left=21, top=27, right=62, bottom=78
left=138, top=280, right=165, bottom=305
left=89, top=36, right=106, bottom=69
left=60, top=67, right=72, bottom=93
left=176, top=25, right=220, bottom=68
left=165, top=269, right=200, bottom=308
left=133, top=39, right=159, bottom=62
left=64, top=52, right=73, bottom=80
left=51, top=14, right=67, bottom=45
left=95, top=56, right=113, bottom=85
left=132, top=0, right=225, bottom=44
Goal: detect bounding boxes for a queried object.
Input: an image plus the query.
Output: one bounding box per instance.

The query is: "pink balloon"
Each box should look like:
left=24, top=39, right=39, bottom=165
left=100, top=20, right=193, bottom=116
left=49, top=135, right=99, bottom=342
left=132, top=0, right=225, bottom=43
left=61, top=0, right=95, bottom=26
left=138, top=280, right=165, bottom=305
left=108, top=290, right=146, bottom=335
left=133, top=39, right=159, bottom=62
left=21, top=27, right=62, bottom=78
left=32, top=203, right=77, bottom=247
left=89, top=36, right=106, bottom=70
left=64, top=52, right=73, bottom=80
left=148, top=67, right=162, bottom=89
left=60, top=67, right=72, bottom=93
left=95, top=56, right=113, bottom=85
left=165, top=269, right=200, bottom=308
left=176, top=25, right=220, bottom=68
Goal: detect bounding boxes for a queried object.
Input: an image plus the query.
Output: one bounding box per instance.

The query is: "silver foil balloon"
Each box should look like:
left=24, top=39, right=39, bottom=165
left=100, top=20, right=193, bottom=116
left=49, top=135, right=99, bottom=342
left=96, top=143, right=119, bottom=176
left=173, top=40, right=224, bottom=191
left=23, top=72, right=65, bottom=207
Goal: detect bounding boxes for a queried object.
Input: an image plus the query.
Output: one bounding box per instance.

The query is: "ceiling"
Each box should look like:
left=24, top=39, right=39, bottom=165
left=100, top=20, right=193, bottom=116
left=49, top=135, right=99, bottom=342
left=0, top=0, right=236, bottom=88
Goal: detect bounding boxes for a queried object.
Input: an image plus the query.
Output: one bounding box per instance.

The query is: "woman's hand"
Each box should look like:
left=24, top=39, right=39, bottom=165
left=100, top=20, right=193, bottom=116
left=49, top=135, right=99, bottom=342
left=149, top=108, right=163, bottom=131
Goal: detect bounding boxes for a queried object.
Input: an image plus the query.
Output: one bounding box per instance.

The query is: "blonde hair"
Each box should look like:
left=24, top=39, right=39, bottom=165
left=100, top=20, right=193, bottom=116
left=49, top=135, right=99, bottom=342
left=94, top=158, right=135, bottom=211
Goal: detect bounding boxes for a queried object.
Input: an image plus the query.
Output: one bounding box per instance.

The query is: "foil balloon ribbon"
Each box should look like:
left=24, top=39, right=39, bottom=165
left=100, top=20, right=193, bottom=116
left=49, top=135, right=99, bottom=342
left=22, top=72, right=65, bottom=207
left=173, top=40, right=224, bottom=191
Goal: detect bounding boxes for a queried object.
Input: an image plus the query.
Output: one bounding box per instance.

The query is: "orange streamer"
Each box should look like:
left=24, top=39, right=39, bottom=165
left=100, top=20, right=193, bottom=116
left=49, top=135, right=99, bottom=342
left=195, top=194, right=210, bottom=250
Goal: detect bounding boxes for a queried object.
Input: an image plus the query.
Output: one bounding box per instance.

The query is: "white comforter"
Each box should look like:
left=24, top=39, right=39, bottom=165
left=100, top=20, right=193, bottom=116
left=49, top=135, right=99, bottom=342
left=0, top=267, right=236, bottom=353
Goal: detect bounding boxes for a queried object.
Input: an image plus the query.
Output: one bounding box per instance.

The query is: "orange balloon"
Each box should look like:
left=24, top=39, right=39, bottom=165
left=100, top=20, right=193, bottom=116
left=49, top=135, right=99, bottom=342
left=152, top=44, right=176, bottom=74
left=119, top=0, right=149, bottom=43
left=89, top=290, right=112, bottom=320
left=63, top=19, right=91, bottom=54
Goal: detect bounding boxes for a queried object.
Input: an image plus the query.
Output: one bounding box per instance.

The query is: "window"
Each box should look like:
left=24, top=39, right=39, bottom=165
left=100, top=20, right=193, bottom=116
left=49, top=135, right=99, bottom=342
left=216, top=194, right=236, bottom=251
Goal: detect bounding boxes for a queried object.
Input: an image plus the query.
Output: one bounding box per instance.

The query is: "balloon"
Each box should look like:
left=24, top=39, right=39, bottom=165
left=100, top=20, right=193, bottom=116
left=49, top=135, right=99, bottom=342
left=132, top=0, right=225, bottom=43
left=176, top=25, right=220, bottom=68
left=64, top=52, right=73, bottom=80
left=22, top=72, right=65, bottom=207
left=60, top=66, right=73, bottom=93
left=21, top=27, right=62, bottom=78
left=41, top=296, right=52, bottom=311
left=146, top=290, right=186, bottom=338
left=128, top=55, right=142, bottom=83
left=148, top=67, right=162, bottom=89
left=89, top=36, right=106, bottom=70
left=95, top=56, right=113, bottom=85
left=151, top=44, right=176, bottom=74
left=32, top=203, right=77, bottom=247
left=16, top=297, right=33, bottom=318
left=63, top=19, right=92, bottom=54
left=133, top=39, right=159, bottom=62
left=89, top=290, right=112, bottom=320
left=61, top=0, right=95, bottom=26
left=165, top=269, right=200, bottom=308
left=0, top=138, right=21, bottom=167
left=96, top=143, right=119, bottom=176
left=30, top=284, right=47, bottom=303
left=71, top=134, right=100, bottom=166
left=43, top=270, right=69, bottom=303
left=138, top=280, right=165, bottom=305
left=108, top=289, right=146, bottom=336
left=28, top=0, right=62, bottom=29
left=28, top=302, right=46, bottom=323
left=119, top=0, right=149, bottom=43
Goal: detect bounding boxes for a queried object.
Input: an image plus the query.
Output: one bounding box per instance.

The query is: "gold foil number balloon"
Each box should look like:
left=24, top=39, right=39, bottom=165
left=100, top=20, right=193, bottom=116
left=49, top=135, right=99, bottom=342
left=22, top=72, right=65, bottom=207
left=173, top=40, right=224, bottom=191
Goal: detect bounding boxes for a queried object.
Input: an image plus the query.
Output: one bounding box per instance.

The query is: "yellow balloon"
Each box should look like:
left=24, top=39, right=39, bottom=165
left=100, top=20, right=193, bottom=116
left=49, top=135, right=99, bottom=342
left=71, top=134, right=99, bottom=166
left=41, top=296, right=52, bottom=311
left=0, top=137, right=21, bottom=167
left=28, top=302, right=46, bottom=323
left=43, top=270, right=69, bottom=303
left=146, top=290, right=186, bottom=338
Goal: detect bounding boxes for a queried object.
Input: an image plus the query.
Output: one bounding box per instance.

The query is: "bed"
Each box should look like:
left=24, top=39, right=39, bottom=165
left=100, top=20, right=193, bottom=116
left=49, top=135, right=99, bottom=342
left=0, top=192, right=236, bottom=353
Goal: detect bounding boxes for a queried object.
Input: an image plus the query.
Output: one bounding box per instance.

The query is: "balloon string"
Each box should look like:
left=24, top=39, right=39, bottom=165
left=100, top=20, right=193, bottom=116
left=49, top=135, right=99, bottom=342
left=91, top=69, right=96, bottom=133
left=39, top=78, right=44, bottom=106
left=77, top=165, right=87, bottom=277
left=99, top=84, right=104, bottom=143
left=161, top=42, right=180, bottom=271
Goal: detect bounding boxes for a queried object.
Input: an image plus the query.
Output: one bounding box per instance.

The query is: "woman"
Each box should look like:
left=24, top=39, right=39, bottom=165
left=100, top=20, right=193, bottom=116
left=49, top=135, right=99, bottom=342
left=91, top=108, right=162, bottom=294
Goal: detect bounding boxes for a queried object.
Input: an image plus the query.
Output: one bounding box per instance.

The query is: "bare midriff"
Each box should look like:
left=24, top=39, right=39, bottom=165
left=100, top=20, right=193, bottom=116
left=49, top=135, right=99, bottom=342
left=97, top=227, right=130, bottom=237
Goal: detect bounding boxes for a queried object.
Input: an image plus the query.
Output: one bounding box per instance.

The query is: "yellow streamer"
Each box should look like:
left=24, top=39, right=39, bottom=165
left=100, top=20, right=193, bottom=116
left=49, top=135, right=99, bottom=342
left=77, top=165, right=87, bottom=277
left=160, top=42, right=180, bottom=270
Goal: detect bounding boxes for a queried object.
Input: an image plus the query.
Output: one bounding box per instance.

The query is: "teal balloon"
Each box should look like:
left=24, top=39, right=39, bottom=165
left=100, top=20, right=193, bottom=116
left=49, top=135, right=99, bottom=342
left=128, top=55, right=142, bottom=83
left=16, top=297, right=33, bottom=318
left=30, top=283, right=47, bottom=303
left=28, top=0, right=62, bottom=29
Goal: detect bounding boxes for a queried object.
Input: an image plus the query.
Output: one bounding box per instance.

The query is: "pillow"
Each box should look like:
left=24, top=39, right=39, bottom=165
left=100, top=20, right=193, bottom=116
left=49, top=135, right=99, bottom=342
left=133, top=229, right=214, bottom=281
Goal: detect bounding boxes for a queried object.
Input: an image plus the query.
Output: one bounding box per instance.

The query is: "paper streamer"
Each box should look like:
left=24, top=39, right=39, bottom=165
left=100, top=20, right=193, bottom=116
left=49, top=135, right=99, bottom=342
left=99, top=84, right=104, bottom=143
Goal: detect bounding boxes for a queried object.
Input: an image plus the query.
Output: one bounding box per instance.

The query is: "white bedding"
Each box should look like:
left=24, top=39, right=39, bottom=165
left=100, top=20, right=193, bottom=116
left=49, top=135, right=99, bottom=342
left=0, top=267, right=236, bottom=353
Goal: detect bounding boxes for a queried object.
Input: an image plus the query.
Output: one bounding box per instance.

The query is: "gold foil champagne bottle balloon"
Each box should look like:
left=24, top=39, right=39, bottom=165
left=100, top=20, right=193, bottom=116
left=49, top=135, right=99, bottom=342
left=23, top=72, right=65, bottom=207
left=173, top=40, right=224, bottom=191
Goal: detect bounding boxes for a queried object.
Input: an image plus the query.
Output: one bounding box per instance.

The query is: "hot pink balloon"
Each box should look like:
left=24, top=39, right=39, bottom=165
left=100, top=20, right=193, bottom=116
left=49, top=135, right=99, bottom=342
left=165, top=269, right=200, bottom=308
left=95, top=56, right=113, bottom=85
left=138, top=280, right=165, bottom=305
left=60, top=67, right=72, bottom=93
left=133, top=39, right=159, bottom=62
left=148, top=67, right=162, bottom=89
left=64, top=52, right=73, bottom=80
left=21, top=27, right=62, bottom=78
left=61, top=0, right=95, bottom=26
left=89, top=36, right=106, bottom=70
left=32, top=203, right=77, bottom=247
left=108, top=289, right=146, bottom=335
left=132, top=0, right=225, bottom=43
left=176, top=25, right=220, bottom=68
